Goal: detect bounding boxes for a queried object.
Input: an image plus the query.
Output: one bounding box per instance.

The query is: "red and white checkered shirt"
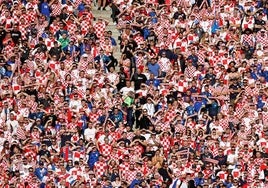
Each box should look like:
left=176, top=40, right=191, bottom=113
left=119, top=162, right=130, bottom=180
left=176, top=80, right=188, bottom=93
left=184, top=65, right=196, bottom=80
left=94, top=21, right=107, bottom=39
left=100, top=143, right=112, bottom=157
left=67, top=22, right=78, bottom=36
left=241, top=33, right=255, bottom=47
left=49, top=23, right=60, bottom=35
left=125, top=169, right=138, bottom=182
left=88, top=112, right=99, bottom=123
left=51, top=3, right=62, bottom=17
left=256, top=32, right=268, bottom=48
left=94, top=161, right=108, bottom=178
left=26, top=10, right=37, bottom=23
left=2, top=44, right=14, bottom=56
left=161, top=136, right=172, bottom=153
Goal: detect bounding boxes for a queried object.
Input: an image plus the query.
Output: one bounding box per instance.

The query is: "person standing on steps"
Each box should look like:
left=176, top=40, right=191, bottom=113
left=98, top=0, right=107, bottom=10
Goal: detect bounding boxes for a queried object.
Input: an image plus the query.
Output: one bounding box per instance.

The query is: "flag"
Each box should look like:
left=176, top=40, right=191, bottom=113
left=204, top=158, right=219, bottom=164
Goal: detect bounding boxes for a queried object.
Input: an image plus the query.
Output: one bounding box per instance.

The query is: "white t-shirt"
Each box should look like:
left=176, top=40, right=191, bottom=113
left=120, top=87, right=134, bottom=97
left=142, top=103, right=155, bottom=116
left=84, top=127, right=97, bottom=142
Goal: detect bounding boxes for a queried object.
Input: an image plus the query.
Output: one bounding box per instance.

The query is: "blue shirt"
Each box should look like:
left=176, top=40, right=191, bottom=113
left=146, top=79, right=160, bottom=87
left=263, top=70, right=268, bottom=81
left=148, top=62, right=160, bottom=77
left=4, top=70, right=12, bottom=78
left=77, top=3, right=85, bottom=12
left=211, top=20, right=220, bottom=34
left=34, top=167, right=48, bottom=181
left=186, top=105, right=195, bottom=116
left=194, top=101, right=205, bottom=112
left=40, top=2, right=50, bottom=17
left=257, top=95, right=266, bottom=109
left=63, top=44, right=79, bottom=55
left=129, top=179, right=142, bottom=188
left=187, top=55, right=198, bottom=67
left=88, top=150, right=100, bottom=169
left=110, top=37, right=117, bottom=46
left=194, top=177, right=204, bottom=186
left=79, top=43, right=91, bottom=55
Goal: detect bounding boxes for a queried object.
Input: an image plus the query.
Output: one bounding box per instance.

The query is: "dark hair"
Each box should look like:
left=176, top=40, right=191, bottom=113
left=188, top=180, right=196, bottom=188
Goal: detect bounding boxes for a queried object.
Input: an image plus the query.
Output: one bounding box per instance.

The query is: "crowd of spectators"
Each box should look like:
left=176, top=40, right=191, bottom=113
left=1, top=0, right=268, bottom=187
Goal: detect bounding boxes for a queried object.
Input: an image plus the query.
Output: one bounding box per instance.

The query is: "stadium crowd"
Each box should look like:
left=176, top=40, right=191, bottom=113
left=0, top=0, right=268, bottom=187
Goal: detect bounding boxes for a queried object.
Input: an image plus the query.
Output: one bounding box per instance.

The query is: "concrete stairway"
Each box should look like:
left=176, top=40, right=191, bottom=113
left=92, top=6, right=121, bottom=61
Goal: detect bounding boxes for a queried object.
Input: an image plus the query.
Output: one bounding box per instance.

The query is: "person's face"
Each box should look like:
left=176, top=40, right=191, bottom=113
left=126, top=81, right=131, bottom=87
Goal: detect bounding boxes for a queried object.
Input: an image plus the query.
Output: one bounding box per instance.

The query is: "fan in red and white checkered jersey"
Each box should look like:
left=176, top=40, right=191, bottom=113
left=125, top=164, right=139, bottom=183
left=94, top=155, right=108, bottom=178
left=0, top=11, right=14, bottom=29
left=99, top=141, right=112, bottom=158
left=66, top=17, right=78, bottom=36
left=18, top=19, right=29, bottom=40
left=173, top=34, right=188, bottom=53
left=134, top=33, right=144, bottom=45
left=256, top=30, right=268, bottom=49
left=50, top=1, right=62, bottom=17
left=241, top=15, right=255, bottom=31
left=241, top=32, right=255, bottom=47
left=13, top=9, right=21, bottom=25
left=94, top=19, right=108, bottom=39
left=160, top=132, right=173, bottom=156
left=176, top=75, right=188, bottom=93
left=3, top=44, right=14, bottom=57
left=184, top=63, right=196, bottom=81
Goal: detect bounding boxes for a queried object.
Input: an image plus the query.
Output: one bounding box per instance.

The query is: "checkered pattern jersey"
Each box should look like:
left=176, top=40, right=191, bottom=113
left=19, top=24, right=29, bottom=40
left=27, top=10, right=37, bottom=23
left=242, top=19, right=254, bottom=30
left=68, top=23, right=78, bottom=36
left=234, top=102, right=245, bottom=119
left=94, top=161, right=108, bottom=178
left=241, top=34, right=255, bottom=47
left=3, top=44, right=14, bottom=56
left=135, top=55, right=146, bottom=69
left=100, top=144, right=112, bottom=157
left=125, top=170, right=138, bottom=182
left=219, top=118, right=229, bottom=129
left=51, top=3, right=62, bottom=16
left=161, top=136, right=172, bottom=153
left=209, top=54, right=221, bottom=67
left=88, top=112, right=99, bottom=123
left=78, top=59, right=88, bottom=70
left=176, top=80, right=188, bottom=93
left=13, top=14, right=20, bottom=25
left=94, top=21, right=106, bottom=39
left=184, top=66, right=196, bottom=80
left=174, top=124, right=186, bottom=134
left=134, top=35, right=144, bottom=45
left=164, top=109, right=176, bottom=123
left=256, top=33, right=268, bottom=48
left=196, top=50, right=205, bottom=65
left=119, top=162, right=130, bottom=179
